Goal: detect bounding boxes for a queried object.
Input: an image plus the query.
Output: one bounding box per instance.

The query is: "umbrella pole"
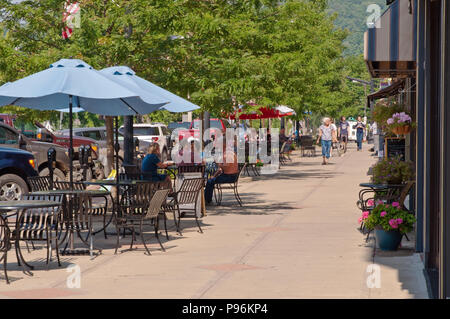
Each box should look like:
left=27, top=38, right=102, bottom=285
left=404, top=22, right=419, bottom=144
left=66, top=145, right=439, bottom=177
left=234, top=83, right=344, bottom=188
left=114, top=117, right=120, bottom=215
left=69, top=95, right=74, bottom=190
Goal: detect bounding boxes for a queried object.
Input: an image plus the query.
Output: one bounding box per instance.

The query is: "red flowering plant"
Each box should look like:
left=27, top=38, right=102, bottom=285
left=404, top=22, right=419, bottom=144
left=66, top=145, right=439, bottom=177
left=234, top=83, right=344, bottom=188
left=363, top=202, right=416, bottom=234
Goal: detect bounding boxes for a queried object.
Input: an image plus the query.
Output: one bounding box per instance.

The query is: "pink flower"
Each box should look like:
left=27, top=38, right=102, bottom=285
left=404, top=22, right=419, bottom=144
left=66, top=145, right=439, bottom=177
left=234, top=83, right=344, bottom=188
left=380, top=211, right=387, bottom=217
left=396, top=218, right=403, bottom=224
left=367, top=199, right=375, bottom=207
left=376, top=200, right=384, bottom=205
left=362, top=211, right=370, bottom=220
left=358, top=217, right=363, bottom=223
left=392, top=202, right=400, bottom=208
left=389, top=219, right=399, bottom=229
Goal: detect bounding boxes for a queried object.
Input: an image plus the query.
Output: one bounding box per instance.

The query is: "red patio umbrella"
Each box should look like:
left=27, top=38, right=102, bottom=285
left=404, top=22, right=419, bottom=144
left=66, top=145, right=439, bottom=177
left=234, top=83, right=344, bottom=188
left=228, top=106, right=295, bottom=120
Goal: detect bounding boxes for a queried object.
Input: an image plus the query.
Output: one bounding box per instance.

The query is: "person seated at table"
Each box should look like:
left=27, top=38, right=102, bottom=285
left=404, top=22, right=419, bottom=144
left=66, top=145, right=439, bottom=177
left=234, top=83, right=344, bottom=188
left=141, top=142, right=172, bottom=190
left=179, top=137, right=204, bottom=166
left=204, top=142, right=239, bottom=205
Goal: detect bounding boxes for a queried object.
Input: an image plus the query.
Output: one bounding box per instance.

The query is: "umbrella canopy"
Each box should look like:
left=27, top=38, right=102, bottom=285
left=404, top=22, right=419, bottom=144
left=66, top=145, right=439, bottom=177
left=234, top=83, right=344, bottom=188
left=0, top=59, right=171, bottom=194
left=100, top=66, right=200, bottom=113
left=228, top=105, right=296, bottom=120
left=0, top=59, right=168, bottom=115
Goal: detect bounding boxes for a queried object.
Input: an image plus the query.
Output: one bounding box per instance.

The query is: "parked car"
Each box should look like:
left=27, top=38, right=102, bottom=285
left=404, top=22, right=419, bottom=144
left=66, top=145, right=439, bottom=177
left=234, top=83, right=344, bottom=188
left=0, top=114, right=103, bottom=179
left=0, top=122, right=71, bottom=181
left=118, top=123, right=171, bottom=162
left=168, top=122, right=191, bottom=130
left=177, top=118, right=230, bottom=144
left=0, top=147, right=38, bottom=201
left=57, top=126, right=152, bottom=168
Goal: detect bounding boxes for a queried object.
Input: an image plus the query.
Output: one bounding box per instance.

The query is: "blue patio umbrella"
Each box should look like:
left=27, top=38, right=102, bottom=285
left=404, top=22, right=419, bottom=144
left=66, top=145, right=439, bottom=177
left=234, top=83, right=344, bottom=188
left=100, top=66, right=200, bottom=113
left=0, top=59, right=169, bottom=192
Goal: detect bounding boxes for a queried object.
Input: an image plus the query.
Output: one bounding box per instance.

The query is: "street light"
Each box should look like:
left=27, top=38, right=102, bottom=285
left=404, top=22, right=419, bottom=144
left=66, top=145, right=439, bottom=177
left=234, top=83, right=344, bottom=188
left=346, top=76, right=375, bottom=121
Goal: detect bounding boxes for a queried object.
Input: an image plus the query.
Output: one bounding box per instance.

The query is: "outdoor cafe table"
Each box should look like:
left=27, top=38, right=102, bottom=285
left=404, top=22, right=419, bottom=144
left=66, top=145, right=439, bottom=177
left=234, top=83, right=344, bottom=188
left=30, top=189, right=110, bottom=257
left=0, top=200, right=62, bottom=274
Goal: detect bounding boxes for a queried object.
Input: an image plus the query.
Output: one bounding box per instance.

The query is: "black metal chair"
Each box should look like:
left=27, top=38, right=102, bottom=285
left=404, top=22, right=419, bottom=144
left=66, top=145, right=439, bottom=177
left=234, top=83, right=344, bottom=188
left=114, top=187, right=170, bottom=255
left=300, top=136, right=316, bottom=157
left=0, top=216, right=11, bottom=284
left=163, top=178, right=205, bottom=235
left=28, top=176, right=52, bottom=192
left=13, top=194, right=63, bottom=270
left=214, top=164, right=246, bottom=207
left=280, top=141, right=293, bottom=166
left=54, top=181, right=109, bottom=239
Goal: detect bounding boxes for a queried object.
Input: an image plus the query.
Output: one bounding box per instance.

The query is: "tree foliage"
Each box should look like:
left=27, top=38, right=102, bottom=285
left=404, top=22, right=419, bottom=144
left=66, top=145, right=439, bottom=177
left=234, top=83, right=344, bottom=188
left=0, top=0, right=369, bottom=127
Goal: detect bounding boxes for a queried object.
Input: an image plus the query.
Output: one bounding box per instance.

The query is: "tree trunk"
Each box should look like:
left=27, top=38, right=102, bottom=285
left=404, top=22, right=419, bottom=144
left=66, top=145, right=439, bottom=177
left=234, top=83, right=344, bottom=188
left=105, top=116, right=114, bottom=176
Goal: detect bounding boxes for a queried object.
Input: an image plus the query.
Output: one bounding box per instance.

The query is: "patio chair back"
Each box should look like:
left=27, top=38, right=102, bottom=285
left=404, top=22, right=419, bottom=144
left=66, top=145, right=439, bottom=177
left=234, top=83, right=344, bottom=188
left=176, top=178, right=204, bottom=205
left=121, top=182, right=160, bottom=216
left=399, top=181, right=415, bottom=208
left=54, top=181, right=86, bottom=190
left=28, top=176, right=52, bottom=191
left=144, top=188, right=170, bottom=220
left=18, top=194, right=63, bottom=240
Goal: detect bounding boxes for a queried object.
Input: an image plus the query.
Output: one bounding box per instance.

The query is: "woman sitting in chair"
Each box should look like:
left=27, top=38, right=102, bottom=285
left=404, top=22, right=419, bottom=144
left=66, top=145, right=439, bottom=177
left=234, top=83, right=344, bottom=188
left=141, top=143, right=173, bottom=190
left=204, top=142, right=239, bottom=205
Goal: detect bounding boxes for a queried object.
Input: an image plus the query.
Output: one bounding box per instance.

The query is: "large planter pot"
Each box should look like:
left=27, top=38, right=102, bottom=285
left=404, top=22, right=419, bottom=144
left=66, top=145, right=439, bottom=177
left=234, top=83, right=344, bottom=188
left=375, top=227, right=403, bottom=251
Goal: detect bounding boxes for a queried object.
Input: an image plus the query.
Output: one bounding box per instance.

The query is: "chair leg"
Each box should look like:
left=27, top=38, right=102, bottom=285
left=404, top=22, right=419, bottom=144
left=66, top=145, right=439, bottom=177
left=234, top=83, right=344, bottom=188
left=46, top=233, right=50, bottom=266
left=233, top=184, right=243, bottom=206
left=14, top=241, right=21, bottom=267
left=55, top=229, right=61, bottom=267
left=25, top=241, right=31, bottom=254
left=366, top=229, right=372, bottom=243
left=114, top=226, right=120, bottom=255
left=17, top=241, right=34, bottom=270
left=162, top=213, right=169, bottom=240
left=103, top=215, right=108, bottom=240
left=3, top=252, right=9, bottom=284
left=130, top=228, right=135, bottom=250
left=154, top=219, right=166, bottom=252
left=140, top=224, right=151, bottom=256
left=194, top=214, right=203, bottom=234
left=176, top=205, right=183, bottom=235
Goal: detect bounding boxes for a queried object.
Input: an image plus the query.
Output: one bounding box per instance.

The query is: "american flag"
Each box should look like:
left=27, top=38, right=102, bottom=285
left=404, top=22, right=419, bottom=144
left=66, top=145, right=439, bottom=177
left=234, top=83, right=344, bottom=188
left=62, top=1, right=80, bottom=39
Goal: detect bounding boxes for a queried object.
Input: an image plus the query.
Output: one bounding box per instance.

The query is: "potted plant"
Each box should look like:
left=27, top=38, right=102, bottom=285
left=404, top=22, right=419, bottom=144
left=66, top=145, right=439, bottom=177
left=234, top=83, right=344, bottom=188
left=362, top=202, right=416, bottom=251
left=386, top=111, right=416, bottom=135
left=371, top=157, right=414, bottom=185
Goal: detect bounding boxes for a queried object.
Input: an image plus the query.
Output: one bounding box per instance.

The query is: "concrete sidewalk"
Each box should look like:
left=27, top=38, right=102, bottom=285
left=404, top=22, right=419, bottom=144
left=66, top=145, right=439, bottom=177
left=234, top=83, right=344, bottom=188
left=0, top=143, right=429, bottom=298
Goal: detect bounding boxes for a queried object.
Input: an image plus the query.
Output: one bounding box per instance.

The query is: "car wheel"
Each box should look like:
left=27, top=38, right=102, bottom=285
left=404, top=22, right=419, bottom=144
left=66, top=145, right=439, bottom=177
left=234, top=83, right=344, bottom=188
left=0, top=174, right=28, bottom=201
left=40, top=167, right=66, bottom=181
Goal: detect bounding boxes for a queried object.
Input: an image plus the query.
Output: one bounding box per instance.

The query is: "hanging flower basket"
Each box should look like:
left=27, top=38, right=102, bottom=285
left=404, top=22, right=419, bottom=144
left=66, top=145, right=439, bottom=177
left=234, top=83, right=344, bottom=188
left=387, top=112, right=415, bottom=136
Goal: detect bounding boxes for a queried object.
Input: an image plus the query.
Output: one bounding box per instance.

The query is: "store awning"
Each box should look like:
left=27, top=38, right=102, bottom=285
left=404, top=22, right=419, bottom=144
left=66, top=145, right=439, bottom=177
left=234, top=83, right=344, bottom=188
left=364, top=0, right=417, bottom=78
left=367, top=79, right=405, bottom=103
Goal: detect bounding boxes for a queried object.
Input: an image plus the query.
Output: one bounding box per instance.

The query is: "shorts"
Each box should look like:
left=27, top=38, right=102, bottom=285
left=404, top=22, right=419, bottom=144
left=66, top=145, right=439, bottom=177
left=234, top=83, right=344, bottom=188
left=340, top=135, right=348, bottom=143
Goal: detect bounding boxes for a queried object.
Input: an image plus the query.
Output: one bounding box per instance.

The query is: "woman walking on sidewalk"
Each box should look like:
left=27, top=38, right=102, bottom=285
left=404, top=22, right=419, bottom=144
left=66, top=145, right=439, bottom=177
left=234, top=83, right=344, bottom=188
left=353, top=116, right=365, bottom=151
left=316, top=117, right=337, bottom=165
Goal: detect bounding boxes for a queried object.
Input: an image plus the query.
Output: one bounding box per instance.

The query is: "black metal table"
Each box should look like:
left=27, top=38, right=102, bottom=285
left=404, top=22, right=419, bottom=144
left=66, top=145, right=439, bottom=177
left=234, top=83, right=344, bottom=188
left=0, top=200, right=61, bottom=275
left=30, top=189, right=110, bottom=257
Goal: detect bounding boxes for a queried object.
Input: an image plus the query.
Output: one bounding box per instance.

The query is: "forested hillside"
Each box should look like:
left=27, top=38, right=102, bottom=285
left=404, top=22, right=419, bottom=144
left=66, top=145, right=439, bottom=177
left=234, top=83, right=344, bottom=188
left=328, top=0, right=387, bottom=56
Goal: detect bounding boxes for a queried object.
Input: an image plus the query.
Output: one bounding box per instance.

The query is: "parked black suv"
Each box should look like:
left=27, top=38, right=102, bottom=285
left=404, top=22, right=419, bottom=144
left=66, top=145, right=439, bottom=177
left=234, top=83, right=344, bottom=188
left=0, top=122, right=70, bottom=181
left=0, top=147, right=38, bottom=201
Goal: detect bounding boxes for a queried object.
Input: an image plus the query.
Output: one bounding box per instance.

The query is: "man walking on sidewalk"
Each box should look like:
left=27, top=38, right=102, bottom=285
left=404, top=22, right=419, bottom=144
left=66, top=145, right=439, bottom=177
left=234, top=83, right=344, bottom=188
left=353, top=116, right=365, bottom=151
